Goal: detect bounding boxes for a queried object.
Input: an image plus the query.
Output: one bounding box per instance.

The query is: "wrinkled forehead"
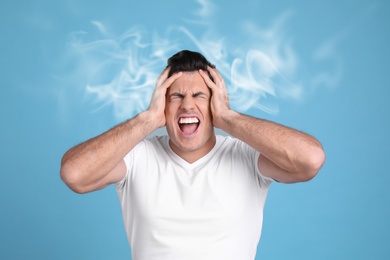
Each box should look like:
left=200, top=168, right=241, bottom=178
left=168, top=71, right=209, bottom=94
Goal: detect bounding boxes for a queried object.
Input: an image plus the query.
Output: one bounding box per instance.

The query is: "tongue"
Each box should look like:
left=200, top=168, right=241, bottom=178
left=180, top=123, right=198, bottom=135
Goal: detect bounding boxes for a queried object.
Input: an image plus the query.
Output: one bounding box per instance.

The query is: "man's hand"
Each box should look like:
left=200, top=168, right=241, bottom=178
left=147, top=67, right=182, bottom=128
left=199, top=67, right=230, bottom=128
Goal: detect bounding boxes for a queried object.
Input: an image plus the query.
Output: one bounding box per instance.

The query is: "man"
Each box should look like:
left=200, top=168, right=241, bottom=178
left=60, top=50, right=325, bottom=259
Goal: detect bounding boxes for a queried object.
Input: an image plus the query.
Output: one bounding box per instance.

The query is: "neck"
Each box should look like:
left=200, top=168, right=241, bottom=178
left=169, top=135, right=216, bottom=164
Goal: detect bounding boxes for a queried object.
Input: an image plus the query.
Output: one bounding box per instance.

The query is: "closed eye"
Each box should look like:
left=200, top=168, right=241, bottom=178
left=169, top=93, right=185, bottom=101
left=192, top=92, right=208, bottom=99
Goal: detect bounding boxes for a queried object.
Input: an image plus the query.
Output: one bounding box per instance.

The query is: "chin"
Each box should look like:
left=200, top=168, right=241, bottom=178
left=172, top=138, right=203, bottom=153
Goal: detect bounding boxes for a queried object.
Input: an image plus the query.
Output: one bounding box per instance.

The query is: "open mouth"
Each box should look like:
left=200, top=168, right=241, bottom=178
left=178, top=117, right=200, bottom=135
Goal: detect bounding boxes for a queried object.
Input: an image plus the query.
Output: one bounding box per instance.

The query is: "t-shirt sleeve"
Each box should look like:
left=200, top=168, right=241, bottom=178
left=115, top=152, right=133, bottom=190
left=115, top=140, right=145, bottom=190
left=234, top=137, right=274, bottom=188
left=227, top=136, right=273, bottom=188
left=253, top=150, right=274, bottom=187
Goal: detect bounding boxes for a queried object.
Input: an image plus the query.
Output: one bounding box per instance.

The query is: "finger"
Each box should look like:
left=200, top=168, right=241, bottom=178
left=160, top=71, right=182, bottom=90
left=207, top=66, right=223, bottom=83
left=156, top=67, right=171, bottom=87
left=199, top=69, right=216, bottom=89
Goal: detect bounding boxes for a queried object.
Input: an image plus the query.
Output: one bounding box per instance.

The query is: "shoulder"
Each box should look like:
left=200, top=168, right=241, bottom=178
left=123, top=135, right=168, bottom=166
left=216, top=135, right=255, bottom=153
left=136, top=135, right=168, bottom=150
left=214, top=135, right=272, bottom=187
left=214, top=135, right=258, bottom=165
left=117, top=135, right=169, bottom=188
left=216, top=134, right=236, bottom=146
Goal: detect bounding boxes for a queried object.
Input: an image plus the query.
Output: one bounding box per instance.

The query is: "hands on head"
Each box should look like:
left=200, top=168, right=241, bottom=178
left=147, top=68, right=182, bottom=128
left=199, top=66, right=230, bottom=128
left=148, top=66, right=231, bottom=129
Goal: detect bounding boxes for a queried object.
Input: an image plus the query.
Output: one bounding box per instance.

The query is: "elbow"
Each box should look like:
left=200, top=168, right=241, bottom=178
left=301, top=146, right=326, bottom=182
left=60, top=162, right=89, bottom=194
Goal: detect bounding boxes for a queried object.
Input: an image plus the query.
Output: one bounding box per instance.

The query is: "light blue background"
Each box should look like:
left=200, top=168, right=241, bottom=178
left=1, top=0, right=389, bottom=259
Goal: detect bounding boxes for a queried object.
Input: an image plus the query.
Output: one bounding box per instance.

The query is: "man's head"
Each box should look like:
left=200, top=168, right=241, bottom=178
left=164, top=50, right=216, bottom=162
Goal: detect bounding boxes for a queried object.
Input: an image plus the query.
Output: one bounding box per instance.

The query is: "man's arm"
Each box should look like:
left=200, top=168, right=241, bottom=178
left=60, top=69, right=182, bottom=193
left=199, top=67, right=325, bottom=183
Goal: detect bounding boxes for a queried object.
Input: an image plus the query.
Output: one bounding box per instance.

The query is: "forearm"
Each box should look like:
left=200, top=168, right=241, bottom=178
left=217, top=110, right=325, bottom=181
left=200, top=66, right=324, bottom=182
left=60, top=111, right=159, bottom=191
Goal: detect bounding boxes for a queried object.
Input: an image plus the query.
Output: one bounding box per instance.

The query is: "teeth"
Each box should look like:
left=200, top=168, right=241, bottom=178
left=179, top=117, right=199, bottom=124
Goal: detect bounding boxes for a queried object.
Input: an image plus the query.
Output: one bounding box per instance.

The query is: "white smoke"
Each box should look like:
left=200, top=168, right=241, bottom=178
left=61, top=0, right=341, bottom=122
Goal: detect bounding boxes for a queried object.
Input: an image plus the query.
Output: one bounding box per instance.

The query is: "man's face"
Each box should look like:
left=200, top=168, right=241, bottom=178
left=165, top=71, right=216, bottom=161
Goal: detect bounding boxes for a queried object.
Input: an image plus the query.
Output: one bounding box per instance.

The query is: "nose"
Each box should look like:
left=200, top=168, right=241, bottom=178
left=180, top=95, right=195, bottom=111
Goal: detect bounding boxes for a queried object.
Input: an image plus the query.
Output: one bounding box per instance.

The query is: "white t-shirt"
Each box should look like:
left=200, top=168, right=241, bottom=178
left=116, top=135, right=272, bottom=260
